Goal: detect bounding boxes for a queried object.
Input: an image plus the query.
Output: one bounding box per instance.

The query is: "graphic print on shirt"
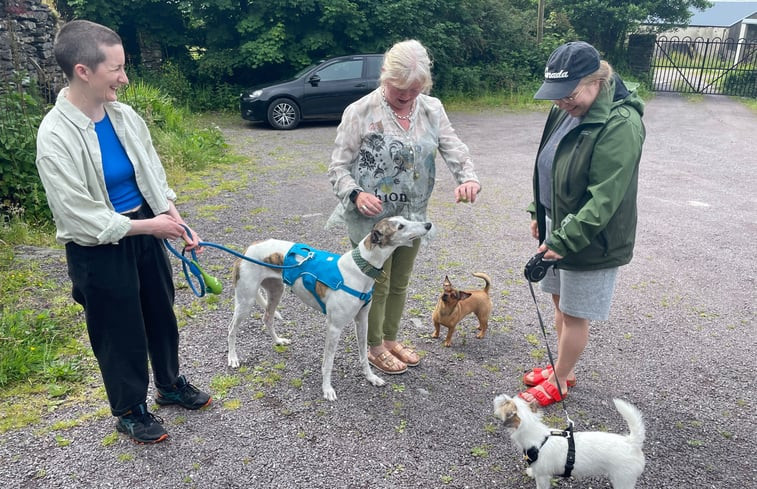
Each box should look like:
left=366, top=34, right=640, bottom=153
left=357, top=132, right=429, bottom=219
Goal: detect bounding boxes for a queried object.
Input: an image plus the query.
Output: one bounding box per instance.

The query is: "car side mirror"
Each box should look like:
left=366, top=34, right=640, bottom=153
left=308, top=75, right=321, bottom=87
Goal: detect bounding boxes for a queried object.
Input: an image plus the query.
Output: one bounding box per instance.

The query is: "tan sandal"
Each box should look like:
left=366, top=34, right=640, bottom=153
left=368, top=350, right=407, bottom=374
left=388, top=343, right=420, bottom=367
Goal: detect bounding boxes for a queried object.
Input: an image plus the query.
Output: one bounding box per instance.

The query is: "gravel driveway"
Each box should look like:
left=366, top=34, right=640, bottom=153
left=2, top=93, right=755, bottom=488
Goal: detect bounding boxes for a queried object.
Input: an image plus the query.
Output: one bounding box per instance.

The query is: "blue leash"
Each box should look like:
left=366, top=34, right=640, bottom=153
left=163, top=225, right=313, bottom=297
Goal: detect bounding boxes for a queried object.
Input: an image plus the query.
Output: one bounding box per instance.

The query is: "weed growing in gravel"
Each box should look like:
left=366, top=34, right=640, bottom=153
left=483, top=363, right=500, bottom=373
left=524, top=333, right=540, bottom=346
left=470, top=445, right=489, bottom=457
left=542, top=413, right=565, bottom=426
left=197, top=203, right=230, bottom=220
left=54, top=435, right=71, bottom=447
left=101, top=432, right=119, bottom=447
left=224, top=399, right=242, bottom=410
left=529, top=348, right=546, bottom=361
left=210, top=374, right=242, bottom=398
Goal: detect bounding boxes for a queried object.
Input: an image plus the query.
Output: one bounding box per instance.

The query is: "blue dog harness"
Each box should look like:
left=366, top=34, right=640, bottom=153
left=281, top=243, right=373, bottom=314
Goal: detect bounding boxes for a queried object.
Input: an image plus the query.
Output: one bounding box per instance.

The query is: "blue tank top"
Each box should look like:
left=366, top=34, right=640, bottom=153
left=95, top=113, right=143, bottom=213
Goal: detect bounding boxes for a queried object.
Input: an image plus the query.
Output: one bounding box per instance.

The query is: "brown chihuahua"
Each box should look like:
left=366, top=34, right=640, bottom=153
left=432, top=272, right=492, bottom=347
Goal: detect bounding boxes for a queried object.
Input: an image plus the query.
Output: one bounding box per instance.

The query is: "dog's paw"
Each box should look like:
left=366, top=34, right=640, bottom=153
left=366, top=373, right=386, bottom=387
left=228, top=354, right=241, bottom=368
left=322, top=385, right=338, bottom=401
left=273, top=337, right=291, bottom=346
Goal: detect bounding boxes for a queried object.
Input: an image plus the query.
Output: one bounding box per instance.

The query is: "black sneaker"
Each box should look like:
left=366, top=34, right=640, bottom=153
left=116, top=404, right=168, bottom=444
left=155, top=375, right=212, bottom=410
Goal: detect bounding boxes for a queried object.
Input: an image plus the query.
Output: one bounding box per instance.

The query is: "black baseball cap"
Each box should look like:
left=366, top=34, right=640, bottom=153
left=534, top=41, right=600, bottom=100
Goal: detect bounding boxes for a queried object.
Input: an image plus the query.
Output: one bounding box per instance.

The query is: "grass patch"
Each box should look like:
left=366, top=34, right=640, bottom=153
left=740, top=97, right=757, bottom=114
left=442, top=86, right=545, bottom=112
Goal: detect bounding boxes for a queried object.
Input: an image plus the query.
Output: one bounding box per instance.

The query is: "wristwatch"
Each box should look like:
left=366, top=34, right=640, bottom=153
left=349, top=189, right=362, bottom=203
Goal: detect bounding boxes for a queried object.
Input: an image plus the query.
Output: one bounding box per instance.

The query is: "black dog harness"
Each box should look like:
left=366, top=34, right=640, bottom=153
left=523, top=425, right=576, bottom=478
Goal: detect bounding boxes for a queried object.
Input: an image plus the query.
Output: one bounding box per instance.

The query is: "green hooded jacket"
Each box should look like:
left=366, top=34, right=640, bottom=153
left=530, top=75, right=646, bottom=270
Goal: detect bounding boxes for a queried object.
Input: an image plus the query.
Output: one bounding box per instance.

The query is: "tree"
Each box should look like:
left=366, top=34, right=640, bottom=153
left=53, top=0, right=548, bottom=94
left=56, top=0, right=193, bottom=66
left=550, top=0, right=711, bottom=57
left=184, top=0, right=543, bottom=93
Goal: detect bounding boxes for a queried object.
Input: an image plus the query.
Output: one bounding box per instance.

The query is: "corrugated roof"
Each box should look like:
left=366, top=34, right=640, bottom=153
left=689, top=1, right=757, bottom=27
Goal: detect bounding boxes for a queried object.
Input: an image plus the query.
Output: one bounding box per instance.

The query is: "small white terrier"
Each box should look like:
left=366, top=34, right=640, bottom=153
left=493, top=394, right=646, bottom=489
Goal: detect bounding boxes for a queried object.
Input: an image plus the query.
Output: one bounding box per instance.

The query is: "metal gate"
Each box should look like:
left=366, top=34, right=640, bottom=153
left=651, top=36, right=757, bottom=97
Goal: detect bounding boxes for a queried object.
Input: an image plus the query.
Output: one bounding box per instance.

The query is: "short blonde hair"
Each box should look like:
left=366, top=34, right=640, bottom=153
left=582, top=60, right=614, bottom=91
left=380, top=39, right=433, bottom=94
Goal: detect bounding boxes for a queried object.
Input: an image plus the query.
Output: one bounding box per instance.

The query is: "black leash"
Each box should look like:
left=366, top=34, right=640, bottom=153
left=526, top=279, right=572, bottom=418
left=524, top=253, right=575, bottom=477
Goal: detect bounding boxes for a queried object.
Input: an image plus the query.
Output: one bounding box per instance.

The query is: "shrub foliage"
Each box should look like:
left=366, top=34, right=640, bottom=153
left=0, top=81, right=50, bottom=222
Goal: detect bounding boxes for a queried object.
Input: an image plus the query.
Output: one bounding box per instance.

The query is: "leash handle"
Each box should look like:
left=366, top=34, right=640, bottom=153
left=163, top=225, right=224, bottom=297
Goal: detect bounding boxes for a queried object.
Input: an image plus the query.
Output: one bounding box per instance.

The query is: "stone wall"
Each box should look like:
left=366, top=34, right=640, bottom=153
left=0, top=0, right=65, bottom=98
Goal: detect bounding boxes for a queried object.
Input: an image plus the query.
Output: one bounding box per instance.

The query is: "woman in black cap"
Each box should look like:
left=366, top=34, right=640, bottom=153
left=521, top=41, right=646, bottom=406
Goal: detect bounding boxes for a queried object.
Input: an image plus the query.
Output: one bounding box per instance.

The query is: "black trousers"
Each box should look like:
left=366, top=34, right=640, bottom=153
left=65, top=206, right=180, bottom=417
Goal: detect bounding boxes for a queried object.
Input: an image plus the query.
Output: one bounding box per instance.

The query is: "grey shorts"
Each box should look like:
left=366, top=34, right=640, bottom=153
left=541, top=216, right=618, bottom=321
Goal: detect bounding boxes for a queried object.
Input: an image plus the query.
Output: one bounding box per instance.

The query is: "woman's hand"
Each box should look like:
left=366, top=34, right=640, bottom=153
left=455, top=181, right=480, bottom=203
left=530, top=220, right=539, bottom=240
left=355, top=191, right=383, bottom=217
left=180, top=223, right=201, bottom=250
left=537, top=243, right=563, bottom=261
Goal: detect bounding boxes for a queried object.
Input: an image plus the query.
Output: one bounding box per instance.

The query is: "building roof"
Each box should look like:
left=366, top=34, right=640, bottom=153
left=689, top=1, right=757, bottom=27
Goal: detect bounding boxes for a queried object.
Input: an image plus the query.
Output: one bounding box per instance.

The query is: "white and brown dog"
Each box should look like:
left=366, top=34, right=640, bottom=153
left=227, top=216, right=432, bottom=401
left=493, top=394, right=646, bottom=489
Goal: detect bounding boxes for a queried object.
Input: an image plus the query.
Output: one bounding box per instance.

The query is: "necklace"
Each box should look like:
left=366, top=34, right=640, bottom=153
left=392, top=108, right=413, bottom=120
left=382, top=87, right=415, bottom=121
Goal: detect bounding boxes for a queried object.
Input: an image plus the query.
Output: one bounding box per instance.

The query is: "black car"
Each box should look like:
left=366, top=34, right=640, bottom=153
left=240, top=54, right=383, bottom=130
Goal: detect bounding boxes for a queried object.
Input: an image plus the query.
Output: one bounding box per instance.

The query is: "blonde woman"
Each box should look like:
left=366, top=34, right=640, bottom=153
left=522, top=41, right=646, bottom=406
left=328, top=39, right=481, bottom=374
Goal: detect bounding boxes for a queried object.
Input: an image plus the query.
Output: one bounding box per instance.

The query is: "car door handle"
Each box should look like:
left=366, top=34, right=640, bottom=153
left=354, top=83, right=366, bottom=87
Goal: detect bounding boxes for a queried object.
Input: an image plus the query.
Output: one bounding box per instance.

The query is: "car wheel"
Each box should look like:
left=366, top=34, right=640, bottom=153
left=267, top=98, right=301, bottom=130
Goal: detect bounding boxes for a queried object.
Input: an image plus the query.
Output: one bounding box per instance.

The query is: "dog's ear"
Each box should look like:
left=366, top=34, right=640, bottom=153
left=370, top=219, right=394, bottom=247
left=443, top=275, right=452, bottom=287
left=370, top=228, right=383, bottom=246
left=457, top=291, right=473, bottom=301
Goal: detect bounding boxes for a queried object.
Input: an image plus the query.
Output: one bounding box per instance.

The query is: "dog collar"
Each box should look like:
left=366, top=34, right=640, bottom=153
left=351, top=248, right=385, bottom=280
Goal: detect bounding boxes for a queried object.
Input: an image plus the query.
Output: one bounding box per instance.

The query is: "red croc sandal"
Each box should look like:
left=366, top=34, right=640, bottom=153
left=523, top=365, right=577, bottom=388
left=518, top=379, right=566, bottom=407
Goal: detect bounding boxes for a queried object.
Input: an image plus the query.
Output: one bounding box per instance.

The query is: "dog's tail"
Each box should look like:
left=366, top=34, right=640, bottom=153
left=472, top=272, right=491, bottom=293
left=614, top=398, right=645, bottom=450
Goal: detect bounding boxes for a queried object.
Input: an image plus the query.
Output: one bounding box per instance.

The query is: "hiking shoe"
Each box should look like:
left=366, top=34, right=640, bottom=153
left=155, top=375, right=212, bottom=410
left=116, top=404, right=168, bottom=444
